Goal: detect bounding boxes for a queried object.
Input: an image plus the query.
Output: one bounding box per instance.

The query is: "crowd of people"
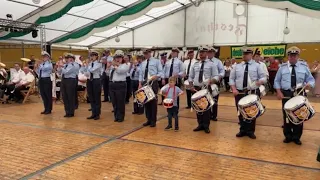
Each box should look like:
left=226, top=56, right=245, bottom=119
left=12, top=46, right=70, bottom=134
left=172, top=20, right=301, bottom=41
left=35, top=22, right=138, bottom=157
left=0, top=45, right=316, bottom=146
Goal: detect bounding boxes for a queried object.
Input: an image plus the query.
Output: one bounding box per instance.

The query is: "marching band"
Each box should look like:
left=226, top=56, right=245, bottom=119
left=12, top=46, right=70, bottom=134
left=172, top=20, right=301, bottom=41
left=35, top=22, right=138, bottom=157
left=1, top=45, right=316, bottom=146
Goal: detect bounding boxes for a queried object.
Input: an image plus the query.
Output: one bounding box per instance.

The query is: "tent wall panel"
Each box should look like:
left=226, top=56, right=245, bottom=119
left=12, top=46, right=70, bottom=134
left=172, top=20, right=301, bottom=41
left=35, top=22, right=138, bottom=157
left=94, top=32, right=133, bottom=48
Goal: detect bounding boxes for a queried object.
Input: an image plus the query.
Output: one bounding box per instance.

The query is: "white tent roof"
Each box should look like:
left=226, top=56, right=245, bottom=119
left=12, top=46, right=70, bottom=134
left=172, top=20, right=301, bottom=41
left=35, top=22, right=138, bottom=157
left=0, top=0, right=320, bottom=48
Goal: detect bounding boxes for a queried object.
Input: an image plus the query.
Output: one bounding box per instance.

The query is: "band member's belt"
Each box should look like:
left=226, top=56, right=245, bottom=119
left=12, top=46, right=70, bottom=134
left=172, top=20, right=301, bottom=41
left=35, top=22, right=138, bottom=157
left=40, top=77, right=50, bottom=79
left=63, top=78, right=76, bottom=80
left=238, top=89, right=259, bottom=93
left=110, top=81, right=126, bottom=83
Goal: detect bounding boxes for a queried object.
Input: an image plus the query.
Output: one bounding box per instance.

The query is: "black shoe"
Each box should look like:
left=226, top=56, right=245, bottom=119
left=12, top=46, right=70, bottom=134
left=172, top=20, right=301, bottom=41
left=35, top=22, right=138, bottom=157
left=293, top=139, right=302, bottom=145
left=247, top=133, right=256, bottom=139
left=41, top=111, right=46, bottom=114
left=117, top=120, right=124, bottom=122
left=281, top=125, right=284, bottom=128
left=137, top=113, right=144, bottom=115
left=112, top=110, right=114, bottom=112
left=150, top=124, right=156, bottom=127
left=87, top=116, right=95, bottom=119
left=174, top=127, right=179, bottom=132
left=283, top=138, right=291, bottom=143
left=204, top=128, right=210, bottom=133
left=64, top=114, right=69, bottom=117
left=88, top=109, right=92, bottom=111
left=193, top=126, right=203, bottom=132
left=94, top=116, right=100, bottom=120
left=44, top=111, right=51, bottom=115
left=132, top=112, right=137, bottom=114
left=114, top=119, right=118, bottom=122
left=102, top=100, right=108, bottom=102
left=185, top=107, right=191, bottom=109
left=143, top=122, right=150, bottom=126
left=69, top=114, right=74, bottom=117
left=211, top=118, right=217, bottom=121
left=165, top=125, right=172, bottom=130
left=236, top=132, right=246, bottom=137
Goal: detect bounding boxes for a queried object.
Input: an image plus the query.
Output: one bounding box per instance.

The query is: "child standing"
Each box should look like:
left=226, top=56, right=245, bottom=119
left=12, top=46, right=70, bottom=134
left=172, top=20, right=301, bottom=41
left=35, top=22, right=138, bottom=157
left=161, top=77, right=184, bottom=131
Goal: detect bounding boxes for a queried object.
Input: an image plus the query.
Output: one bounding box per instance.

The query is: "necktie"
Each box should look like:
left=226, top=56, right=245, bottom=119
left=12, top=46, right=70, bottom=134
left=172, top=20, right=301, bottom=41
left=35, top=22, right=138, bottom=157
left=39, top=63, right=45, bottom=78
left=131, top=67, right=136, bottom=78
left=144, top=59, right=149, bottom=81
left=291, top=64, right=296, bottom=89
left=187, top=59, right=192, bottom=76
left=110, top=68, right=115, bottom=81
left=90, top=62, right=94, bottom=80
left=169, top=58, right=174, bottom=77
left=198, top=61, right=204, bottom=83
left=62, top=64, right=68, bottom=79
left=243, top=62, right=249, bottom=89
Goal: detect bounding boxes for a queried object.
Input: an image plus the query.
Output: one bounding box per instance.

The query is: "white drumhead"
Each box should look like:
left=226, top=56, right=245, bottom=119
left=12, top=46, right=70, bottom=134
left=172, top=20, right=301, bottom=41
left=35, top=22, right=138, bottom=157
left=238, top=94, right=258, bottom=105
left=192, top=89, right=208, bottom=99
left=210, top=84, right=218, bottom=90
left=284, top=96, right=305, bottom=109
left=163, top=98, right=173, bottom=103
left=184, top=80, right=189, bottom=85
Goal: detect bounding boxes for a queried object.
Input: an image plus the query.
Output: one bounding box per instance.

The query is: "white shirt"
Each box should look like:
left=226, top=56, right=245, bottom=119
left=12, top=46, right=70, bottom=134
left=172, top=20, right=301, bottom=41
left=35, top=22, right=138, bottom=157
left=78, top=72, right=87, bottom=87
left=11, top=69, right=24, bottom=83
left=258, top=61, right=269, bottom=77
left=20, top=72, right=35, bottom=86
left=183, top=58, right=197, bottom=75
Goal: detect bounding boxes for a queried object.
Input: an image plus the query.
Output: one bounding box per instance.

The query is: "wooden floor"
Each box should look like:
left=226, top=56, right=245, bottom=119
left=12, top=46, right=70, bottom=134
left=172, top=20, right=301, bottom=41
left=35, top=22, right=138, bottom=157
left=0, top=93, right=320, bottom=180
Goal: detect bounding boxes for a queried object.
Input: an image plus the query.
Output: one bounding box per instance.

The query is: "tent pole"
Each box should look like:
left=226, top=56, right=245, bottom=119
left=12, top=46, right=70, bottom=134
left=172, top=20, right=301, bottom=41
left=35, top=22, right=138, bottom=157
left=183, top=8, right=187, bottom=47
left=212, top=0, right=217, bottom=45
left=245, top=1, right=249, bottom=45
left=132, top=29, right=135, bottom=50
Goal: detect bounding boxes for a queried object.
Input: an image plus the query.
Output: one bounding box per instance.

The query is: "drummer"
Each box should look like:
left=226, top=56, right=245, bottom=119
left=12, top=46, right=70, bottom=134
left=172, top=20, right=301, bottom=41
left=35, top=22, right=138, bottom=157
left=131, top=52, right=144, bottom=115
left=139, top=48, right=163, bottom=127
left=188, top=46, right=219, bottom=134
left=183, top=50, right=197, bottom=109
left=274, top=46, right=315, bottom=145
left=229, top=46, right=266, bottom=139
left=207, top=46, right=225, bottom=121
left=162, top=47, right=185, bottom=107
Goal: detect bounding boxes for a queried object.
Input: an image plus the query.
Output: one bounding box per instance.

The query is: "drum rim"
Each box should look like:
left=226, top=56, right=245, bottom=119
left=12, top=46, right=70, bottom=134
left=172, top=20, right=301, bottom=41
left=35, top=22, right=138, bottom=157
left=238, top=94, right=259, bottom=104
left=284, top=96, right=307, bottom=109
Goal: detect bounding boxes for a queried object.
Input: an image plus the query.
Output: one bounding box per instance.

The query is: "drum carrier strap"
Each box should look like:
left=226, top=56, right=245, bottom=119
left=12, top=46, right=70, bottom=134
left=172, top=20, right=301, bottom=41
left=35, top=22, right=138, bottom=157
left=165, top=86, right=176, bottom=99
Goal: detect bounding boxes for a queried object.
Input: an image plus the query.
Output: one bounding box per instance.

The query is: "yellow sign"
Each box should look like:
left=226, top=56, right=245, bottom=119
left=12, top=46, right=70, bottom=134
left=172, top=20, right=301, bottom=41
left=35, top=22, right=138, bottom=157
left=231, top=44, right=287, bottom=59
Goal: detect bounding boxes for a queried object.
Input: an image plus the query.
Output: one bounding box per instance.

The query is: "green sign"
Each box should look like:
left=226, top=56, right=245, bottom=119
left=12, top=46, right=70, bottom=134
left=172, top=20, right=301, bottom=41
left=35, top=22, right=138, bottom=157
left=231, top=44, right=287, bottom=59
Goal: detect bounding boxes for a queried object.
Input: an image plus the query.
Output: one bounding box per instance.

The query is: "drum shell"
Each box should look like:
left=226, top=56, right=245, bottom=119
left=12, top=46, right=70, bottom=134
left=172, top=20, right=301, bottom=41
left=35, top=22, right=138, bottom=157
left=191, top=90, right=215, bottom=112
left=163, top=98, right=174, bottom=108
left=135, top=85, right=156, bottom=105
left=284, top=97, right=315, bottom=124
left=238, top=95, right=265, bottom=120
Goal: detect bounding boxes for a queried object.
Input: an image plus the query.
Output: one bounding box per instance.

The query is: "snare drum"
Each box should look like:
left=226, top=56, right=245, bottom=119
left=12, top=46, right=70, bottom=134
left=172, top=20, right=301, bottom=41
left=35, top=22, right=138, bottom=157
left=284, top=96, right=315, bottom=125
left=184, top=80, right=190, bottom=90
left=238, top=94, right=265, bottom=120
left=210, top=84, right=219, bottom=97
left=191, top=89, right=215, bottom=112
left=135, top=85, right=155, bottom=105
left=163, top=98, right=174, bottom=108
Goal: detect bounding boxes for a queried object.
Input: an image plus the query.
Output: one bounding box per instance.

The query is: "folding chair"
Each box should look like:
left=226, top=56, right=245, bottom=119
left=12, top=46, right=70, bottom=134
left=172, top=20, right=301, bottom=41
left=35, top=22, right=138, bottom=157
left=77, top=88, right=87, bottom=103
left=21, top=80, right=36, bottom=104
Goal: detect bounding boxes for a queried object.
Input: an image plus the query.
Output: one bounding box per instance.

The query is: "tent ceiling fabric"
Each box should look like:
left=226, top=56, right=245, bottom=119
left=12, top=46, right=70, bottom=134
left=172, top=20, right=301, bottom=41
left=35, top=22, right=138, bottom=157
left=251, top=0, right=320, bottom=18
left=0, top=0, right=320, bottom=47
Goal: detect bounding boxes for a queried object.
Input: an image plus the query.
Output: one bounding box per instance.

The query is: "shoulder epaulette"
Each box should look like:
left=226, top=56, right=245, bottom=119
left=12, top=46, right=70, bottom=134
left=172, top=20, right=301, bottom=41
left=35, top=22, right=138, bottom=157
left=280, top=63, right=287, bottom=67
left=299, top=61, right=308, bottom=66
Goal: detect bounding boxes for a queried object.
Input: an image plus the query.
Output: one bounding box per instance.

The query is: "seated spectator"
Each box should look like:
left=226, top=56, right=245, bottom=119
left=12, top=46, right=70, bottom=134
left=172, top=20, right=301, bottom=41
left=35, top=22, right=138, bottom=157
left=13, top=67, right=35, bottom=103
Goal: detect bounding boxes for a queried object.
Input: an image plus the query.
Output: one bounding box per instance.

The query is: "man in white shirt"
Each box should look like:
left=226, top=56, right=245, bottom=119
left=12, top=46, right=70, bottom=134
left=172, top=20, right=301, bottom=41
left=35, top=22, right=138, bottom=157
left=13, top=67, right=35, bottom=103
left=253, top=50, right=269, bottom=78
left=183, top=50, right=197, bottom=109
left=10, top=63, right=25, bottom=84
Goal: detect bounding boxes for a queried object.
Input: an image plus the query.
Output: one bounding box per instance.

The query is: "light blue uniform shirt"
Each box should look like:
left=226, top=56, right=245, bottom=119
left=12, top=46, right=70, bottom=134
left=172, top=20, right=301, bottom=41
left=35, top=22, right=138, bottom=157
left=58, top=62, right=79, bottom=79
left=210, top=57, right=225, bottom=78
left=139, top=57, right=163, bottom=82
left=109, top=63, right=130, bottom=82
left=229, top=59, right=266, bottom=90
left=81, top=60, right=102, bottom=79
left=130, top=64, right=141, bottom=81
left=161, top=85, right=183, bottom=107
left=274, top=61, right=315, bottom=90
left=37, top=60, right=53, bottom=78
left=163, top=57, right=185, bottom=78
left=188, top=59, right=219, bottom=87
left=102, top=56, right=113, bottom=76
